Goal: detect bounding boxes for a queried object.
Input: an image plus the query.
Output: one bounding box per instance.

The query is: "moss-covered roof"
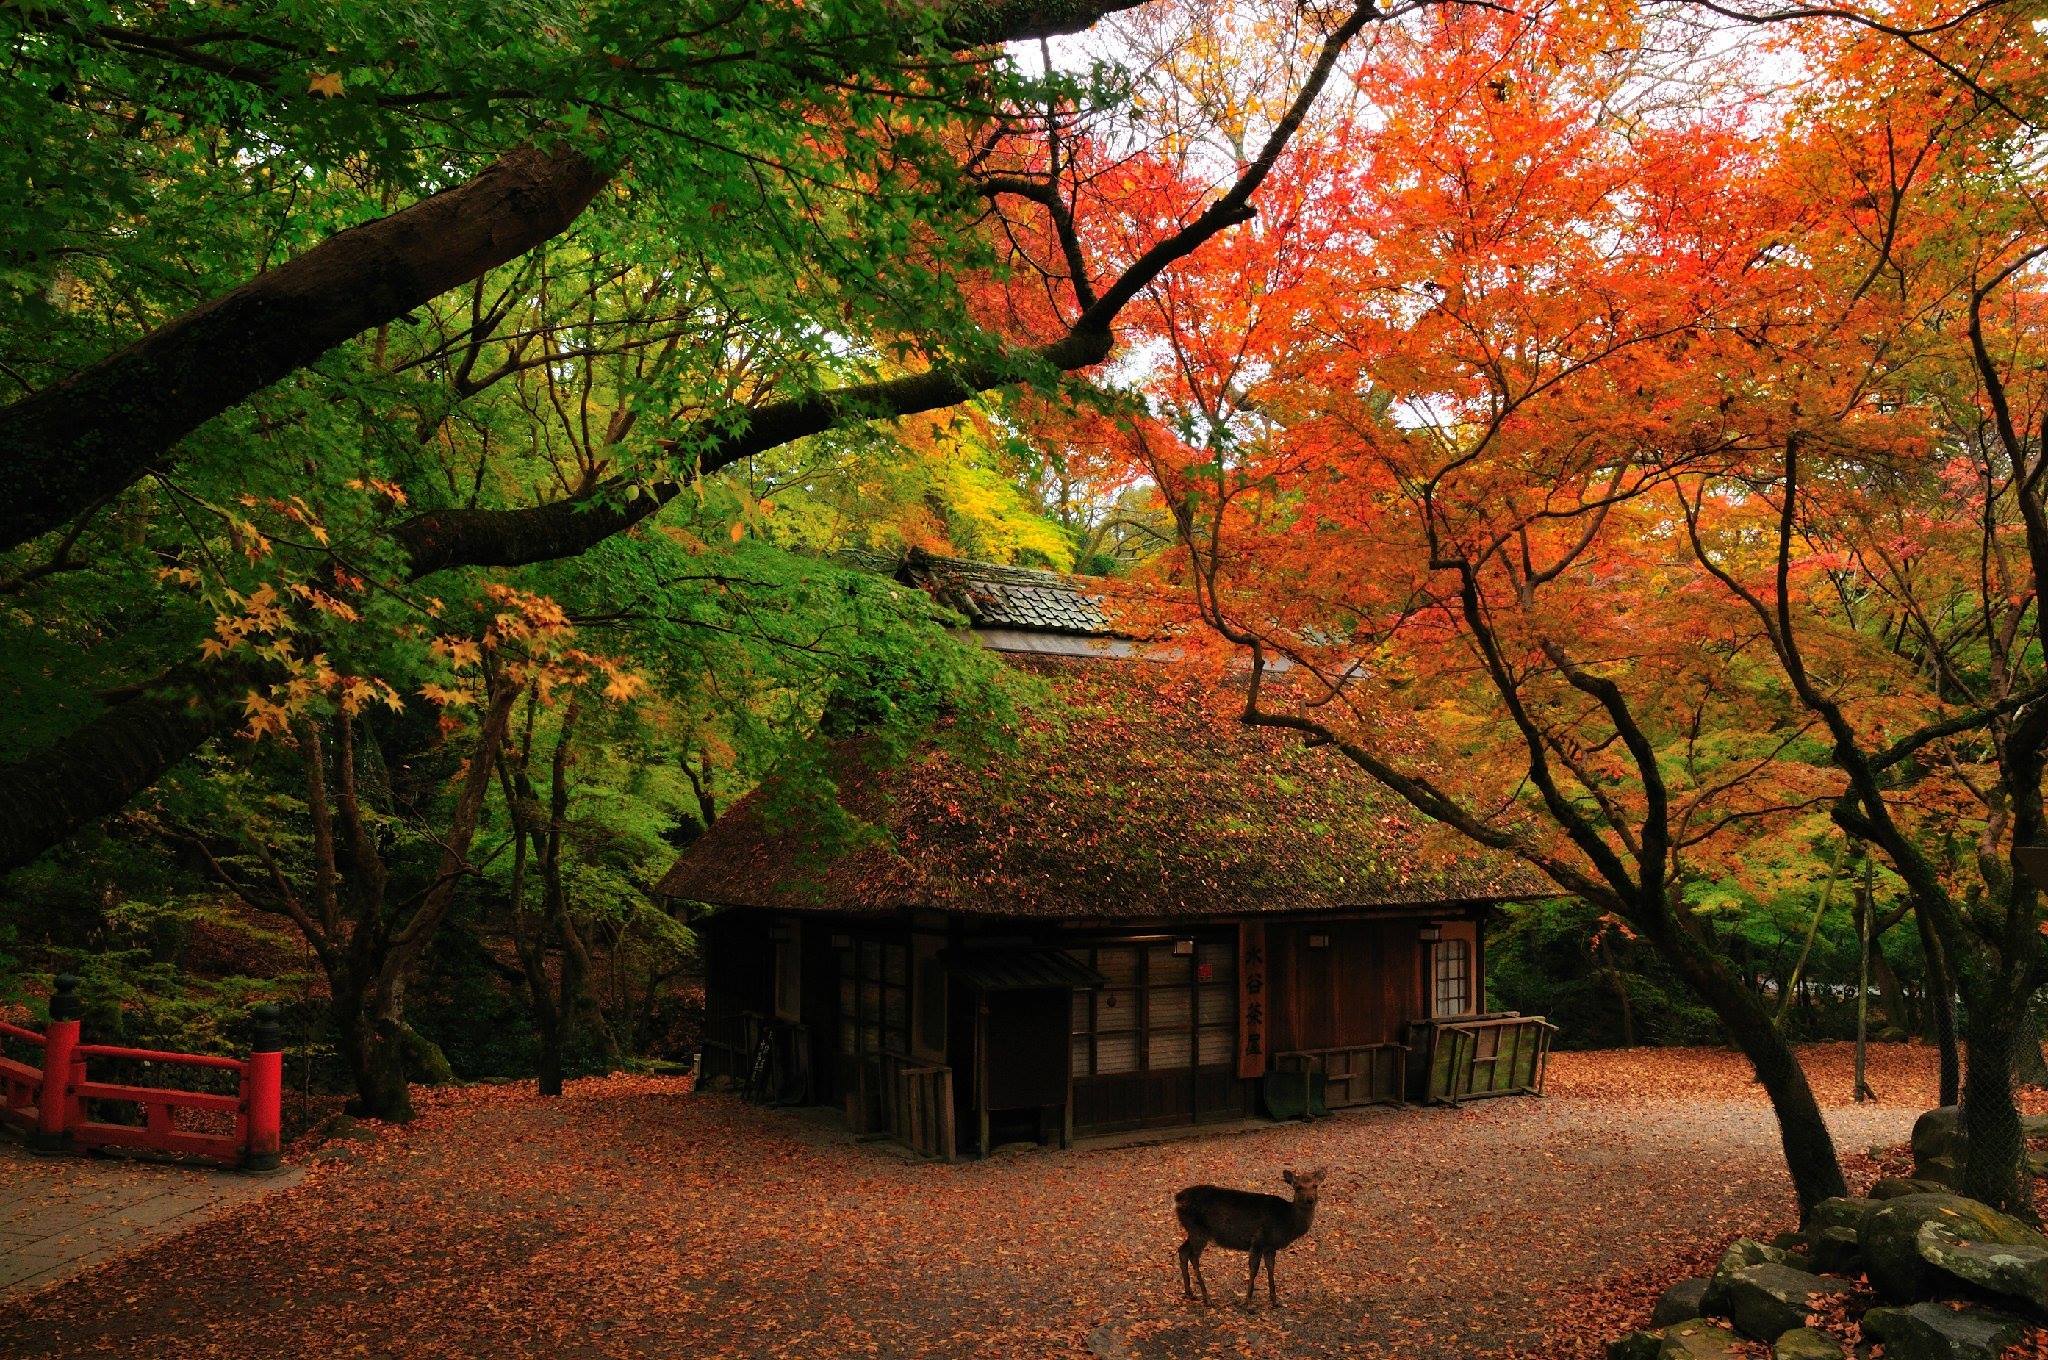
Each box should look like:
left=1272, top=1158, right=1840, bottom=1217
left=657, top=655, right=1536, bottom=919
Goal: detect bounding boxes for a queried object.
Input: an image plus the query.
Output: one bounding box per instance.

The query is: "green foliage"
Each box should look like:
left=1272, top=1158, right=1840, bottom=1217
left=1488, top=899, right=1721, bottom=1048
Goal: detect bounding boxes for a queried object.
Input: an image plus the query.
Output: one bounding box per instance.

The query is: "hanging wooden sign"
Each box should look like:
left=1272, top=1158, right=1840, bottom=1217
left=1238, top=921, right=1267, bottom=1079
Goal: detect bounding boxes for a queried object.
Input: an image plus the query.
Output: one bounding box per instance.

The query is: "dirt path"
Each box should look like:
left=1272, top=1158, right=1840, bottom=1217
left=0, top=1043, right=1942, bottom=1360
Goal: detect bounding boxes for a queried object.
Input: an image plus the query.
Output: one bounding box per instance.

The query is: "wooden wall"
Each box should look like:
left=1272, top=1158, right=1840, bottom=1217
left=1266, top=920, right=1423, bottom=1053
left=702, top=910, right=775, bottom=1016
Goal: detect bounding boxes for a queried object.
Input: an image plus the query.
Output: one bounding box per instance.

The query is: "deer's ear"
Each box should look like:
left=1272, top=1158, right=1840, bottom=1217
left=1282, top=1169, right=1296, bottom=1186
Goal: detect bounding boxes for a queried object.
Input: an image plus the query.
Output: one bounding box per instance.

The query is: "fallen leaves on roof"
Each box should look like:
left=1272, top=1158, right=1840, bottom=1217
left=660, top=654, right=1536, bottom=917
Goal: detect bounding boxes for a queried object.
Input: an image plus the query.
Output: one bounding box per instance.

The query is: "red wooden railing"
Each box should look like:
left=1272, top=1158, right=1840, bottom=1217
left=0, top=976, right=283, bottom=1172
left=0, top=1017, right=48, bottom=1134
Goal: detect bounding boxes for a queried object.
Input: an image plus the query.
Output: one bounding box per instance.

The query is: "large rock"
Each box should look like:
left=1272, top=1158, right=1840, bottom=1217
left=1607, top=1334, right=1660, bottom=1360
left=1914, top=1107, right=1967, bottom=1165
left=1861, top=1301, right=2031, bottom=1360
left=1910, top=1106, right=2048, bottom=1189
left=1912, top=1107, right=1968, bottom=1188
left=1701, top=1238, right=1790, bottom=1316
left=1916, top=1220, right=2048, bottom=1316
left=1654, top=1320, right=1748, bottom=1359
left=1771, top=1328, right=1844, bottom=1360
left=1806, top=1196, right=1875, bottom=1274
left=1872, top=1178, right=1956, bottom=1201
left=1606, top=1321, right=1749, bottom=1360
left=1650, top=1277, right=1711, bottom=1328
left=1864, top=1193, right=2048, bottom=1302
left=1807, top=1197, right=1874, bottom=1236
left=1715, top=1263, right=1853, bottom=1341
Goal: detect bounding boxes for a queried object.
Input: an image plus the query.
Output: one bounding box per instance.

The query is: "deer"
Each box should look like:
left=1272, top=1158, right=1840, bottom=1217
left=1174, top=1166, right=1328, bottom=1308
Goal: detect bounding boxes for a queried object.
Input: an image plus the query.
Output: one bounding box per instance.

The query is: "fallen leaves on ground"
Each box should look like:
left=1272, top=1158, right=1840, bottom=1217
left=0, top=1044, right=1966, bottom=1359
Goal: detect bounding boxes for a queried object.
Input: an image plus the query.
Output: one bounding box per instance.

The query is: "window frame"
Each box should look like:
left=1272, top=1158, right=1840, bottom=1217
left=1431, top=937, right=1473, bottom=1018
left=1067, top=938, right=1235, bottom=1078
left=837, top=936, right=910, bottom=1059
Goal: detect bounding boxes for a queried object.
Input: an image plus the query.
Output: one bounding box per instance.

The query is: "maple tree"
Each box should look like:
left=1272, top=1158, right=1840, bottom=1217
left=1668, top=10, right=2048, bottom=1211
left=0, top=0, right=1413, bottom=1114
left=1087, top=0, right=2048, bottom=1217
left=0, top=0, right=1397, bottom=880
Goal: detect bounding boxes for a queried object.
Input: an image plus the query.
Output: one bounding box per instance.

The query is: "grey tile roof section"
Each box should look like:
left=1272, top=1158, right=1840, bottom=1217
left=913, top=556, right=1122, bottom=637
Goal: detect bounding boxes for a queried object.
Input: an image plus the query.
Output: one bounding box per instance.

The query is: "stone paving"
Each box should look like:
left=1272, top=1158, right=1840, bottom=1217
left=0, top=1134, right=302, bottom=1300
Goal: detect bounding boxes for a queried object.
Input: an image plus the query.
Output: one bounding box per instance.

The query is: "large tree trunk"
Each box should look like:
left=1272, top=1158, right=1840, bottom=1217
left=1960, top=989, right=2032, bottom=1215
left=1917, top=906, right=1962, bottom=1107
left=1598, top=935, right=1637, bottom=1047
left=535, top=1009, right=566, bottom=1099
left=1651, top=912, right=1849, bottom=1218
left=333, top=985, right=415, bottom=1123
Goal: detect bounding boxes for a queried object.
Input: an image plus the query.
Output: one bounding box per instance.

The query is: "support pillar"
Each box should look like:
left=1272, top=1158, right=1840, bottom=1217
left=243, top=1003, right=284, bottom=1173
left=32, top=974, right=81, bottom=1153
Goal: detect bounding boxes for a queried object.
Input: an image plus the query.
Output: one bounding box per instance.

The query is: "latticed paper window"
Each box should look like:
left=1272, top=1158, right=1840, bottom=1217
left=1432, top=938, right=1472, bottom=1017
left=840, top=938, right=910, bottom=1057
left=1066, top=939, right=1236, bottom=1076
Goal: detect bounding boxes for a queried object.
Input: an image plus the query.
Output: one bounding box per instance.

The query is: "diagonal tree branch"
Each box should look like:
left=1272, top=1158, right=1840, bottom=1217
left=0, top=0, right=1153, bottom=553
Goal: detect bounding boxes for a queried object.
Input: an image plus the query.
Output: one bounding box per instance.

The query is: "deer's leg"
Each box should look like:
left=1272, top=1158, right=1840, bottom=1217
left=1267, top=1250, right=1279, bottom=1307
left=1184, top=1239, right=1210, bottom=1303
left=1245, top=1249, right=1261, bottom=1306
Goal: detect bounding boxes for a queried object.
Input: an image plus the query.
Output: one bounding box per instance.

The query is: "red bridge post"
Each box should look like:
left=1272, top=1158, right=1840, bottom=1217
left=32, top=974, right=81, bottom=1153
left=244, top=1003, right=284, bottom=1173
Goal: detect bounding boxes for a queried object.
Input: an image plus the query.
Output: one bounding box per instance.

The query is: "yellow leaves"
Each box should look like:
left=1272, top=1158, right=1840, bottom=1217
left=482, top=582, right=572, bottom=648
left=337, top=674, right=403, bottom=717
left=287, top=582, right=359, bottom=622
left=156, top=566, right=203, bottom=591
left=226, top=515, right=272, bottom=563
left=598, top=664, right=646, bottom=703
left=421, top=683, right=475, bottom=708
left=345, top=476, right=409, bottom=508
left=431, top=637, right=483, bottom=671
left=730, top=521, right=745, bottom=543
left=307, top=72, right=344, bottom=98
left=242, top=691, right=293, bottom=740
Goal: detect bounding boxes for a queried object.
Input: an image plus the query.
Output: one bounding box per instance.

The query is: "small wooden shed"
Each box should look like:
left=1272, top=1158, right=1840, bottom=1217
left=663, top=553, right=1554, bottom=1156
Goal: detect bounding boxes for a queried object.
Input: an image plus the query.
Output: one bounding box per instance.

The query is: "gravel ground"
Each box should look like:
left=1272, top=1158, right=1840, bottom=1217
left=0, top=1043, right=1944, bottom=1360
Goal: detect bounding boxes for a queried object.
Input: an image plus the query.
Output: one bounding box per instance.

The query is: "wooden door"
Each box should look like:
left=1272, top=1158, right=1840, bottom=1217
left=1067, top=937, right=1239, bottom=1133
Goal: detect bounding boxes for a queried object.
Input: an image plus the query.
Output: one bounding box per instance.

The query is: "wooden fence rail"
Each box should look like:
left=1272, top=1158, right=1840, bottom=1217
left=0, top=1018, right=47, bottom=1137
left=0, top=976, right=282, bottom=1170
left=1415, top=1012, right=1557, bottom=1104
left=1273, top=1043, right=1408, bottom=1115
left=879, top=1051, right=955, bottom=1161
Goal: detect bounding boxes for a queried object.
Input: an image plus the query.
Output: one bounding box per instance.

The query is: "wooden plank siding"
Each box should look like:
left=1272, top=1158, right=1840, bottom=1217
left=1268, top=921, right=1422, bottom=1055
left=694, top=905, right=1520, bottom=1155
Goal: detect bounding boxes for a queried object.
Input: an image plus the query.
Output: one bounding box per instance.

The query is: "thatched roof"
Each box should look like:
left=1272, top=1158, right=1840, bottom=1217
left=657, top=650, right=1535, bottom=920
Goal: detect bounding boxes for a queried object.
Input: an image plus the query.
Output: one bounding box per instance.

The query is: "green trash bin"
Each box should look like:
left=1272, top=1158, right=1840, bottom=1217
left=1261, top=1067, right=1327, bottom=1120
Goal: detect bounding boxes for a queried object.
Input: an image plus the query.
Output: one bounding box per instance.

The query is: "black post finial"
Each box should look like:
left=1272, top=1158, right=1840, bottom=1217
left=49, top=974, right=82, bottom=1022
left=249, top=1002, right=283, bottom=1054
